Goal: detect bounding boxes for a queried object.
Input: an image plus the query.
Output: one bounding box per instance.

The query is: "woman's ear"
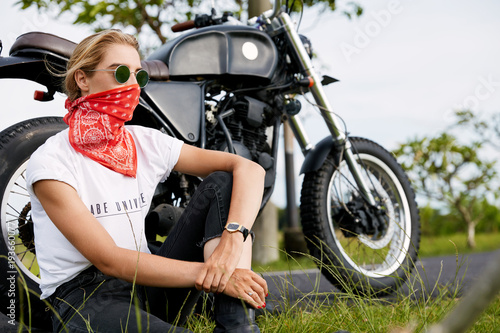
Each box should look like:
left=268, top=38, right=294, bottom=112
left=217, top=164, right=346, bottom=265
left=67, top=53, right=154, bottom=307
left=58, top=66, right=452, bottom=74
left=74, top=69, right=89, bottom=94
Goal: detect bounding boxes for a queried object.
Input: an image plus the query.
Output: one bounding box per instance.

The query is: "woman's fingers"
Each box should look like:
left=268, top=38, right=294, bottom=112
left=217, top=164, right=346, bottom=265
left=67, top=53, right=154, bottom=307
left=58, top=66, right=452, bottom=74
left=201, top=233, right=244, bottom=293
left=196, top=265, right=222, bottom=293
left=246, top=276, right=266, bottom=306
left=254, top=272, right=268, bottom=300
left=199, top=267, right=269, bottom=309
left=244, top=286, right=266, bottom=308
left=225, top=269, right=267, bottom=308
left=243, top=290, right=262, bottom=308
left=194, top=266, right=208, bottom=291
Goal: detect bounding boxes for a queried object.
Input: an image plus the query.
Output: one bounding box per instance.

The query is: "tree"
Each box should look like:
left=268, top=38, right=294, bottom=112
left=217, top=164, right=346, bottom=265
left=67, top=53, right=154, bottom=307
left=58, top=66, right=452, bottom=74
left=452, top=109, right=500, bottom=150
left=393, top=130, right=498, bottom=249
left=16, top=0, right=362, bottom=52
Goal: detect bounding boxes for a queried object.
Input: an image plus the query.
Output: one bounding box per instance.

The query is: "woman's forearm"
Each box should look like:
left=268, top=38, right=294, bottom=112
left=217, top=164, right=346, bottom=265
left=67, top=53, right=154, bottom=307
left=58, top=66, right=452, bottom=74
left=99, top=246, right=204, bottom=288
left=227, top=159, right=265, bottom=230
left=174, top=145, right=266, bottom=232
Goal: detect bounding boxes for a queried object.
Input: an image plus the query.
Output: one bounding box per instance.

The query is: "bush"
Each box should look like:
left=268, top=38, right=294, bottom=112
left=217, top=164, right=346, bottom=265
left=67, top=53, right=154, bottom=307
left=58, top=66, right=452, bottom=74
left=420, top=201, right=500, bottom=236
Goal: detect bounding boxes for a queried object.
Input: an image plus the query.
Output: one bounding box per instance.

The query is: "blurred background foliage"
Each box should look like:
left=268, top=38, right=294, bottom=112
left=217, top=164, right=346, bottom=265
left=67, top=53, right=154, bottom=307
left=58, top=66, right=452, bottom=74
left=393, top=109, right=500, bottom=248
left=15, top=0, right=362, bottom=52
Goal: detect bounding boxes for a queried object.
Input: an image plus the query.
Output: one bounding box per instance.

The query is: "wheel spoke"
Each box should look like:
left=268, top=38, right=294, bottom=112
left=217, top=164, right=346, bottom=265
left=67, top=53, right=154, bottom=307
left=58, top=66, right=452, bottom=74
left=5, top=215, right=19, bottom=223
left=14, top=179, right=28, bottom=191
left=10, top=190, right=30, bottom=197
left=18, top=217, right=31, bottom=225
left=27, top=254, right=36, bottom=271
left=6, top=203, right=21, bottom=216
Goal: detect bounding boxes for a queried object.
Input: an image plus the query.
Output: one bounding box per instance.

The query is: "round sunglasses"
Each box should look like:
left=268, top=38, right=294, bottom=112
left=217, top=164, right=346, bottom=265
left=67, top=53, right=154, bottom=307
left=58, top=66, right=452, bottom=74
left=88, top=65, right=149, bottom=88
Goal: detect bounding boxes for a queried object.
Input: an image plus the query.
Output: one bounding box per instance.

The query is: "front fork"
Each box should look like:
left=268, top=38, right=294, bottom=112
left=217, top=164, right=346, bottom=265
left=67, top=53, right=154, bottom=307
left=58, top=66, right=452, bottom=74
left=278, top=12, right=377, bottom=207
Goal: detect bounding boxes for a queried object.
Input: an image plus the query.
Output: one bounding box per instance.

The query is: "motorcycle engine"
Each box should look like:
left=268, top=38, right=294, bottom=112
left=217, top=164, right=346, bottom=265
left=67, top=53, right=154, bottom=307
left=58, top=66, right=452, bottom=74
left=145, top=95, right=275, bottom=245
left=207, top=96, right=275, bottom=187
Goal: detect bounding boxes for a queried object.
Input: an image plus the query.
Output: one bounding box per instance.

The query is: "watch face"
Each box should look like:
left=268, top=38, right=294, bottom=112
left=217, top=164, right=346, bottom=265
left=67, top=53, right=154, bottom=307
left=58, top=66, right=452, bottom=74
left=226, top=223, right=239, bottom=231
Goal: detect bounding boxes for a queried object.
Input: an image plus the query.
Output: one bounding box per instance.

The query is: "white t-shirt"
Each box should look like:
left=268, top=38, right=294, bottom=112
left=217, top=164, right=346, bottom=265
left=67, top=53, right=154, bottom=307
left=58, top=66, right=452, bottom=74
left=26, top=125, right=184, bottom=299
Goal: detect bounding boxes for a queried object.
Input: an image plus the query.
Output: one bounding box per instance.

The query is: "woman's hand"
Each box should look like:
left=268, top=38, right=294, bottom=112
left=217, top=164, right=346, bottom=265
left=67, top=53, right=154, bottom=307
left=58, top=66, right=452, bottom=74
left=223, top=268, right=268, bottom=309
left=195, top=231, right=245, bottom=294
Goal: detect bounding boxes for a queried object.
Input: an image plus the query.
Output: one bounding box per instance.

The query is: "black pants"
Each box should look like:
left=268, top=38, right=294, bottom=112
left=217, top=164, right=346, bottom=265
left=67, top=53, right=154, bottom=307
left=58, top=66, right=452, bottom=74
left=50, top=172, right=233, bottom=332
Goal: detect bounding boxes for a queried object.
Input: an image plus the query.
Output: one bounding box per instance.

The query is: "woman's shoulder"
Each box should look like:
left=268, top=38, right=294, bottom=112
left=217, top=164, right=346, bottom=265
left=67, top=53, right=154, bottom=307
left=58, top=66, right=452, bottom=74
left=31, top=128, right=72, bottom=157
left=29, top=128, right=80, bottom=168
left=26, top=128, right=79, bottom=193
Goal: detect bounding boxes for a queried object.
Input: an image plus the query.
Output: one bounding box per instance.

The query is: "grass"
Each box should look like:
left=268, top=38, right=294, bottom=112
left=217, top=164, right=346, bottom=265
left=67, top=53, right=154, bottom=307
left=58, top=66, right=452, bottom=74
left=236, top=231, right=500, bottom=333
left=418, top=232, right=500, bottom=257
left=15, top=231, right=500, bottom=332
left=249, top=296, right=500, bottom=333
left=183, top=262, right=500, bottom=333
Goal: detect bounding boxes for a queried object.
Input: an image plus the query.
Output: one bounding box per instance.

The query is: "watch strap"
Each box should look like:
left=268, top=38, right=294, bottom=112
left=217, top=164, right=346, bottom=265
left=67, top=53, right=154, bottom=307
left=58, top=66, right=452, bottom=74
left=225, top=222, right=250, bottom=242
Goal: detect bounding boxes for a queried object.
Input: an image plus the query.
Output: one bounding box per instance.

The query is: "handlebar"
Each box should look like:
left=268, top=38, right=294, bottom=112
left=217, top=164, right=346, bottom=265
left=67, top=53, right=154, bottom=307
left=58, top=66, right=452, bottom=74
left=171, top=0, right=281, bottom=33
left=171, top=10, right=233, bottom=33
left=170, top=0, right=280, bottom=32
left=269, top=0, right=281, bottom=20
left=171, top=20, right=195, bottom=33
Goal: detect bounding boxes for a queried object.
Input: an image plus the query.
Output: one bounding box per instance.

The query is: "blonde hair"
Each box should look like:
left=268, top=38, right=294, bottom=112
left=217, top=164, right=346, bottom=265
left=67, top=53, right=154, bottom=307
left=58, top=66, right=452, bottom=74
left=64, top=29, right=139, bottom=101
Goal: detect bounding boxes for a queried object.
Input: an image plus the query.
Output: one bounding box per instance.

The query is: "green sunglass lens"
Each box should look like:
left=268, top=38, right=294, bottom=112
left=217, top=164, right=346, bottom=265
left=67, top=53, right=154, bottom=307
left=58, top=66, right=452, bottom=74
left=114, top=65, right=130, bottom=84
left=136, top=70, right=149, bottom=88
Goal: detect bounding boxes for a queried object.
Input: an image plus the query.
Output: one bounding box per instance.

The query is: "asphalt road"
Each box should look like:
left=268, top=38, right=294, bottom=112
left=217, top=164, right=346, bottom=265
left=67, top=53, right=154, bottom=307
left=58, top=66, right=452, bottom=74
left=264, top=249, right=498, bottom=311
left=1, top=250, right=498, bottom=332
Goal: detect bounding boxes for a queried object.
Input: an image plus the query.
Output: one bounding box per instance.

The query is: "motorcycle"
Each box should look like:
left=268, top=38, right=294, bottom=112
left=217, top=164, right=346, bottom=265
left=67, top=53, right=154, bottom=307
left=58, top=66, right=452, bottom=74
left=0, top=0, right=420, bottom=328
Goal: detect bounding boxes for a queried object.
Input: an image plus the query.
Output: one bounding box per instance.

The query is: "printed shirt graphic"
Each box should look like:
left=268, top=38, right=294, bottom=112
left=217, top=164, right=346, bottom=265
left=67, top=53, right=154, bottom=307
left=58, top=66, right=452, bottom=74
left=26, top=125, right=183, bottom=299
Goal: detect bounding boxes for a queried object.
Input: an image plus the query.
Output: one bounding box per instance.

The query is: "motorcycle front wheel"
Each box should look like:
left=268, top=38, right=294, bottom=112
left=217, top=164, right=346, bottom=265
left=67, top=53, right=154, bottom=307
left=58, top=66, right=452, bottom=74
left=0, top=117, right=67, bottom=329
left=300, top=137, right=420, bottom=296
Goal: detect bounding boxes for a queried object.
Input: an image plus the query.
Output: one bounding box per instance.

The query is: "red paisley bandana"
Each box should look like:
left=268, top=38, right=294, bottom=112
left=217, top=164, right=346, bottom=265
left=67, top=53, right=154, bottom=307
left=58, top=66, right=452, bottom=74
left=64, top=84, right=141, bottom=177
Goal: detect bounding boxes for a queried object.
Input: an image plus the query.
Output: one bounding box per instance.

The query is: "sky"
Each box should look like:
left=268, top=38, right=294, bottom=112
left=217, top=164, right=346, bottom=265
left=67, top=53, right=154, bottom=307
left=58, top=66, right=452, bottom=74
left=1, top=0, right=500, bottom=208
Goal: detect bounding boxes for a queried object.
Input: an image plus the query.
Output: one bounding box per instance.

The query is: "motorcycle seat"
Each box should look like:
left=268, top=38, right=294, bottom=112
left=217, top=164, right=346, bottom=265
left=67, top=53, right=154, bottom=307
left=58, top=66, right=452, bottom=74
left=141, top=60, right=169, bottom=81
left=10, top=31, right=76, bottom=59
left=10, top=31, right=170, bottom=81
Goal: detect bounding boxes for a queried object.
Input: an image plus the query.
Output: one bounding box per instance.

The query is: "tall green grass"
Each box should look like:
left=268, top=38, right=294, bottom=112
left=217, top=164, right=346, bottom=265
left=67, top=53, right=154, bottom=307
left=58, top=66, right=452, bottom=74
left=16, top=270, right=500, bottom=333
left=248, top=296, right=500, bottom=333
left=187, top=231, right=500, bottom=332
left=240, top=231, right=500, bottom=333
left=14, top=231, right=500, bottom=332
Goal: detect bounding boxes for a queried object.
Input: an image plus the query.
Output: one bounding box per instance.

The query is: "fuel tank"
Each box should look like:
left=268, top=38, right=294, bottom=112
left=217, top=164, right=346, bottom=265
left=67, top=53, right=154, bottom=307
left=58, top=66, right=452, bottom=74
left=148, top=25, right=278, bottom=82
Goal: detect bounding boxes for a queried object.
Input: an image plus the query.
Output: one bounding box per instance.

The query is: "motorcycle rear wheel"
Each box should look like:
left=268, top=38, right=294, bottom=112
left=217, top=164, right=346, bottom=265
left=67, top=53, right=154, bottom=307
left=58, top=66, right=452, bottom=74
left=0, top=117, right=67, bottom=329
left=300, top=137, right=420, bottom=296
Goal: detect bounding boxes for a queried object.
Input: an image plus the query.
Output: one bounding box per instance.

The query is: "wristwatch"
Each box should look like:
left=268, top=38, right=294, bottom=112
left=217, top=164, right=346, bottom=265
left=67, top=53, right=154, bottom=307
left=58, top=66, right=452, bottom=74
left=225, top=222, right=250, bottom=242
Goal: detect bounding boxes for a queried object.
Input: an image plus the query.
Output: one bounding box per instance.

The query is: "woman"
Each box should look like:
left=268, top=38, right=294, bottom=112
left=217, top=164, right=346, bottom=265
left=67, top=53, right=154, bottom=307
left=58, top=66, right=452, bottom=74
left=26, top=29, right=268, bottom=332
